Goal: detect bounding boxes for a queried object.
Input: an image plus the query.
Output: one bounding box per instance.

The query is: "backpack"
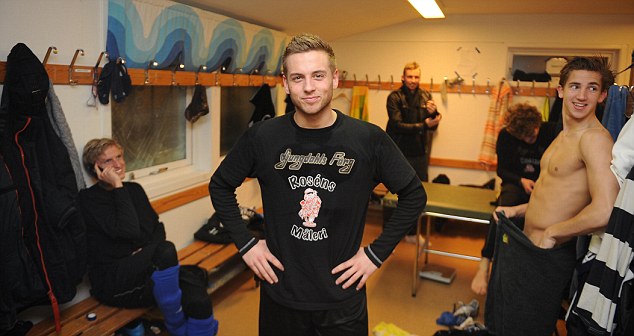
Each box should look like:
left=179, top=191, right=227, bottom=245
left=195, top=207, right=264, bottom=244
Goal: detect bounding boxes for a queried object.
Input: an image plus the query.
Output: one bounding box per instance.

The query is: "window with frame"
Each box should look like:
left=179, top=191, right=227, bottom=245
left=111, top=85, right=191, bottom=180
left=508, top=47, right=620, bottom=82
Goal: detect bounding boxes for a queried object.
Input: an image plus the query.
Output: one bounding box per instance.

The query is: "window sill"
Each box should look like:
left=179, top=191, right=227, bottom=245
left=133, top=166, right=211, bottom=200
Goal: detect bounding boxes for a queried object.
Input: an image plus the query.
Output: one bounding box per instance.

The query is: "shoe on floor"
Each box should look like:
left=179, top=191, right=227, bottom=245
left=454, top=299, right=480, bottom=318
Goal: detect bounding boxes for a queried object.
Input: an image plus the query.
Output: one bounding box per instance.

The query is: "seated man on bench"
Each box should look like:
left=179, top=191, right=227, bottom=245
left=79, top=138, right=218, bottom=336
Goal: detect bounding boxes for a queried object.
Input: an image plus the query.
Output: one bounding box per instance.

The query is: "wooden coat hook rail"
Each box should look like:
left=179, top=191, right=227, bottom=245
left=0, top=61, right=283, bottom=87
left=337, top=79, right=557, bottom=97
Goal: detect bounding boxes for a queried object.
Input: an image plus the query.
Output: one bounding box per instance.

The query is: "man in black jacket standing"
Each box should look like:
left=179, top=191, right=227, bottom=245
left=386, top=61, right=442, bottom=243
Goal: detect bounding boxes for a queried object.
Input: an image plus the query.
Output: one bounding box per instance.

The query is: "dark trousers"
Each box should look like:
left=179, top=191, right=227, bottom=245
left=258, top=289, right=368, bottom=336
left=406, top=155, right=428, bottom=183
left=90, top=241, right=212, bottom=318
left=405, top=155, right=427, bottom=235
left=480, top=183, right=529, bottom=259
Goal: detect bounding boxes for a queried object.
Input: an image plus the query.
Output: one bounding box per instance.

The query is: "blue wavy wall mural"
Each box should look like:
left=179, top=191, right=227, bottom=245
left=107, top=0, right=288, bottom=75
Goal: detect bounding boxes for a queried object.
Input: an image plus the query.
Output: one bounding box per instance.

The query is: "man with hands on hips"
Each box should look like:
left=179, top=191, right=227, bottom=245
left=209, top=34, right=426, bottom=336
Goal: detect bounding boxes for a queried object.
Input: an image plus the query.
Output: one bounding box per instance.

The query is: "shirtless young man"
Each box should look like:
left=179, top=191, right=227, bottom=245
left=487, top=57, right=619, bottom=335
left=497, top=56, right=617, bottom=248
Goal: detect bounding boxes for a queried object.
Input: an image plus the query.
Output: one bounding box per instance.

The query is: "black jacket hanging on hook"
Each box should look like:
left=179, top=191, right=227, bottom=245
left=97, top=60, right=115, bottom=105
left=0, top=43, right=86, bottom=334
left=111, top=61, right=132, bottom=103
left=248, top=83, right=275, bottom=127
left=185, top=84, right=209, bottom=123
left=97, top=60, right=132, bottom=104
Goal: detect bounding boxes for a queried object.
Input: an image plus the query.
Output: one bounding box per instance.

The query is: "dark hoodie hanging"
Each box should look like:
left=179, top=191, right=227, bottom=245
left=248, top=83, right=275, bottom=127
left=97, top=60, right=115, bottom=105
left=184, top=84, right=209, bottom=123
left=111, top=60, right=132, bottom=103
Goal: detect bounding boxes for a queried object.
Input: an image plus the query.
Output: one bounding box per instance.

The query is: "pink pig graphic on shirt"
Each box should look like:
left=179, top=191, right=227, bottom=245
left=298, top=188, right=321, bottom=227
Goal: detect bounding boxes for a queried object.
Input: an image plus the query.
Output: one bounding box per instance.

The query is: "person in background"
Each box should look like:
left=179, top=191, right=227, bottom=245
left=79, top=138, right=218, bottom=336
left=386, top=61, right=441, bottom=244
left=209, top=33, right=426, bottom=336
left=471, top=102, right=560, bottom=295
left=485, top=57, right=618, bottom=335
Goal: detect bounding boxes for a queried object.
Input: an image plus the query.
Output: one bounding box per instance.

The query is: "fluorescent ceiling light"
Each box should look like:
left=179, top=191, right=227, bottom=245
left=408, top=0, right=445, bottom=19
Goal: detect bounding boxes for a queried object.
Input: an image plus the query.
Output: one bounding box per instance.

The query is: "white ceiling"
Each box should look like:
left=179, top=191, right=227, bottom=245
left=173, top=0, right=634, bottom=40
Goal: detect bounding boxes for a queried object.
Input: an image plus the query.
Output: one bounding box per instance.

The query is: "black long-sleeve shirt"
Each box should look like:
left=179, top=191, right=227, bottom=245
left=496, top=122, right=560, bottom=187
left=78, top=182, right=165, bottom=266
left=209, top=110, right=426, bottom=310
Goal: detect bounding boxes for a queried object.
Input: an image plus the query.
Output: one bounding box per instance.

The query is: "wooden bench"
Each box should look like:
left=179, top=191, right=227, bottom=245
left=26, top=240, right=239, bottom=336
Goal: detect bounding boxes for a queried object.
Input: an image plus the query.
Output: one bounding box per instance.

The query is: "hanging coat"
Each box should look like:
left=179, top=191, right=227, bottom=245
left=0, top=43, right=86, bottom=334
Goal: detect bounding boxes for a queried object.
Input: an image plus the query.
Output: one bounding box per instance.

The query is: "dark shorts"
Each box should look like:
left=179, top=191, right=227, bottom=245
left=485, top=214, right=576, bottom=336
left=258, top=288, right=368, bottom=336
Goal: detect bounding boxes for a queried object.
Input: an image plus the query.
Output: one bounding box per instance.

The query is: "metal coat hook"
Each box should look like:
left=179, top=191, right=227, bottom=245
left=430, top=77, right=433, bottom=92
left=215, top=66, right=224, bottom=86
left=472, top=73, right=478, bottom=95
left=486, top=78, right=491, bottom=95
left=233, top=68, right=242, bottom=86
left=95, top=51, right=108, bottom=67
left=248, top=68, right=259, bottom=86
left=68, top=48, right=84, bottom=85
left=265, top=70, right=273, bottom=86
left=171, top=63, right=184, bottom=86
left=390, top=75, right=394, bottom=90
left=515, top=79, right=521, bottom=95
left=195, top=65, right=207, bottom=85
left=339, top=70, right=348, bottom=82
left=531, top=80, right=536, bottom=96
left=455, top=71, right=463, bottom=94
left=377, top=75, right=382, bottom=90
left=365, top=74, right=369, bottom=87
left=448, top=71, right=464, bottom=92
left=353, top=74, right=357, bottom=86
left=145, top=59, right=158, bottom=85
left=93, top=51, right=108, bottom=85
left=43, top=46, right=58, bottom=65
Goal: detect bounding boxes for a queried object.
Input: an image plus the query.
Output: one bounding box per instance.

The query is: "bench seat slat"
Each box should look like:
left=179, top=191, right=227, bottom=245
left=198, top=245, right=238, bottom=272
left=28, top=241, right=240, bottom=336
left=176, top=240, right=208, bottom=260
left=44, top=304, right=120, bottom=336
left=180, top=243, right=227, bottom=266
left=80, top=308, right=146, bottom=336
left=26, top=297, right=101, bottom=336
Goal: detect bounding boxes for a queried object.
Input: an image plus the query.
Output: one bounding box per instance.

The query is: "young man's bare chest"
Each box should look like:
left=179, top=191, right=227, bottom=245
left=542, top=133, right=585, bottom=179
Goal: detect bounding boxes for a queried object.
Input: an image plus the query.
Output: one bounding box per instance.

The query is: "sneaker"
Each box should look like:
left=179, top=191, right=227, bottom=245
left=454, top=299, right=480, bottom=318
left=117, top=319, right=145, bottom=336
left=455, top=317, right=474, bottom=330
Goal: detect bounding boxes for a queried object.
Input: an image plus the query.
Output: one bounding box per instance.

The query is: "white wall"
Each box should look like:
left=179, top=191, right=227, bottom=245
left=0, top=0, right=264, bottom=251
left=331, top=13, right=634, bottom=186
